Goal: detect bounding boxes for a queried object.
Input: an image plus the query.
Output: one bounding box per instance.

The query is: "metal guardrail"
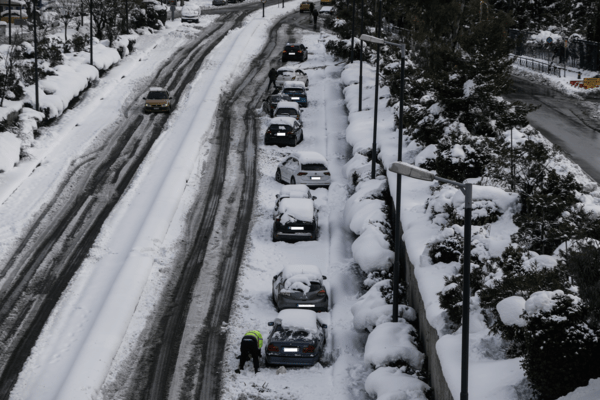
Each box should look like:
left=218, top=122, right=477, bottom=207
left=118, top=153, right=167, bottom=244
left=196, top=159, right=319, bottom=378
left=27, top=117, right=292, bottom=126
left=514, top=56, right=566, bottom=77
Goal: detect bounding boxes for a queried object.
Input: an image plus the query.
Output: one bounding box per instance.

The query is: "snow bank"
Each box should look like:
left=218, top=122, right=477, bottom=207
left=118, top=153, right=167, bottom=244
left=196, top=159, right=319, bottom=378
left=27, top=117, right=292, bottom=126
left=496, top=296, right=526, bottom=327
left=351, top=225, right=394, bottom=273
left=558, top=379, right=600, bottom=400
left=92, top=42, right=122, bottom=71
left=0, top=131, right=20, bottom=171
left=365, top=367, right=430, bottom=400
left=364, top=321, right=424, bottom=370
left=351, top=280, right=416, bottom=332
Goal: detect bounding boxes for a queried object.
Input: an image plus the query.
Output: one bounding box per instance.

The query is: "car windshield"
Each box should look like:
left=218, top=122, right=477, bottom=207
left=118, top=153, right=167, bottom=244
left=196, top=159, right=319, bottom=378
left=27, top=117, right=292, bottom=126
left=301, top=163, right=327, bottom=171
left=147, top=91, right=168, bottom=100
left=283, top=88, right=304, bottom=95
left=277, top=108, right=298, bottom=116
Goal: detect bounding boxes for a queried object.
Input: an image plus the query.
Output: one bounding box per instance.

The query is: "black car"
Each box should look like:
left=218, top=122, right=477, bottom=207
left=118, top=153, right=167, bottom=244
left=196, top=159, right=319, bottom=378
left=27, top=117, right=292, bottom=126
left=272, top=198, right=318, bottom=242
left=282, top=43, right=308, bottom=62
left=272, top=264, right=329, bottom=312
left=264, top=117, right=304, bottom=147
left=263, top=92, right=292, bottom=117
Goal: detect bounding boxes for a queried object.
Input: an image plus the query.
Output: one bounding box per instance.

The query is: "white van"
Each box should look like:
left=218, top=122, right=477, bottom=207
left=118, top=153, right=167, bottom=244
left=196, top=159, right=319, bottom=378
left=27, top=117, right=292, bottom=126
left=181, top=4, right=201, bottom=23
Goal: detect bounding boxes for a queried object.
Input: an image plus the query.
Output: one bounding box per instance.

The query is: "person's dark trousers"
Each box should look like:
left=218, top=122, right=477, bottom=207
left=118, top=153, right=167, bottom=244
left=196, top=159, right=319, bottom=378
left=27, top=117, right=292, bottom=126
left=268, top=79, right=276, bottom=91
left=238, top=340, right=260, bottom=372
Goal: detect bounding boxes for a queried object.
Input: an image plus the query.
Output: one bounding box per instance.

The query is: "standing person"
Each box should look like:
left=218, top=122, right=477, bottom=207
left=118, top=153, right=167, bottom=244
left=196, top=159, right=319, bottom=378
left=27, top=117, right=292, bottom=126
left=309, top=1, right=314, bottom=16
left=235, top=330, right=263, bottom=374
left=267, top=67, right=278, bottom=91
left=312, top=7, right=318, bottom=27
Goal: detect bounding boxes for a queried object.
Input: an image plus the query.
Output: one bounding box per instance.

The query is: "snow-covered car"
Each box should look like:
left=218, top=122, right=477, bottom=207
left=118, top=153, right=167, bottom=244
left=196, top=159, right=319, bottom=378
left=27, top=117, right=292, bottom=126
left=143, top=87, right=172, bottom=113
left=212, top=0, right=227, bottom=4
left=1, top=10, right=27, bottom=23
left=273, top=183, right=314, bottom=217
left=264, top=117, right=304, bottom=147
left=272, top=264, right=329, bottom=312
left=299, top=1, right=313, bottom=12
left=275, top=67, right=309, bottom=89
left=181, top=4, right=201, bottom=23
left=262, top=92, right=292, bottom=117
left=272, top=197, right=318, bottom=242
left=282, top=81, right=308, bottom=108
left=319, top=5, right=336, bottom=15
left=265, top=309, right=327, bottom=366
left=282, top=43, right=308, bottom=62
left=274, top=101, right=302, bottom=125
left=275, top=151, right=331, bottom=189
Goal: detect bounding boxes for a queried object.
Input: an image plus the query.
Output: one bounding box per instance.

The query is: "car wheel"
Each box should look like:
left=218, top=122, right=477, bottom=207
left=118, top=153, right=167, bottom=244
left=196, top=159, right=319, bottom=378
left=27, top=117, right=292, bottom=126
left=300, top=132, right=304, bottom=143
left=275, top=169, right=282, bottom=183
left=305, top=79, right=309, bottom=87
left=290, top=176, right=296, bottom=184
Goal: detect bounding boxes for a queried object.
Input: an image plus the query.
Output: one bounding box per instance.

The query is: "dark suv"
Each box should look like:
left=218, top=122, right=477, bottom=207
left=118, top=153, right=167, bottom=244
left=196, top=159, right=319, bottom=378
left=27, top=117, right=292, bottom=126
left=282, top=43, right=308, bottom=62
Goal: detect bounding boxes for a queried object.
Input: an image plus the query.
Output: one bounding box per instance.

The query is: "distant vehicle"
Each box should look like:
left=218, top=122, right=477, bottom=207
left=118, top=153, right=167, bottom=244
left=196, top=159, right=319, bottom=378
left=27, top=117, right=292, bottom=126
left=282, top=81, right=308, bottom=108
left=320, top=0, right=333, bottom=5
left=227, top=0, right=245, bottom=3
left=299, top=1, right=313, bottom=12
left=181, top=4, right=201, bottom=22
left=319, top=5, right=336, bottom=15
left=265, top=309, right=327, bottom=366
left=282, top=43, right=308, bottom=62
left=0, top=9, right=27, bottom=24
left=264, top=116, right=304, bottom=147
left=274, top=101, right=302, bottom=125
left=143, top=87, right=172, bottom=113
left=272, top=264, right=329, bottom=312
left=275, top=151, right=331, bottom=189
left=272, top=197, right=318, bottom=242
left=263, top=92, right=292, bottom=117
left=275, top=67, right=309, bottom=89
left=212, top=0, right=227, bottom=5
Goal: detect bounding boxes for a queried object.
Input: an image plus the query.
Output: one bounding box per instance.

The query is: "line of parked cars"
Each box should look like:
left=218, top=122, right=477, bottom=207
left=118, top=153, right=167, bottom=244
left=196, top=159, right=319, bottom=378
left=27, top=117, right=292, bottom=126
left=262, top=45, right=331, bottom=367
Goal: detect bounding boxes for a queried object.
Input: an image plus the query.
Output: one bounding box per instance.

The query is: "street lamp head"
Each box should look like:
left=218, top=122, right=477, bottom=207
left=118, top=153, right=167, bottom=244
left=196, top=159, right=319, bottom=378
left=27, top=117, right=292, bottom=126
left=360, top=33, right=384, bottom=45
left=389, top=161, right=435, bottom=181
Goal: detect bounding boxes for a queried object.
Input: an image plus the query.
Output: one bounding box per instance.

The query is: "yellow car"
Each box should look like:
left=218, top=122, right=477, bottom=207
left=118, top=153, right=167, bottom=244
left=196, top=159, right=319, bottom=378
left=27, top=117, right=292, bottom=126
left=143, top=87, right=172, bottom=113
left=299, top=1, right=313, bottom=12
left=0, top=10, right=27, bottom=24
left=320, top=0, right=333, bottom=5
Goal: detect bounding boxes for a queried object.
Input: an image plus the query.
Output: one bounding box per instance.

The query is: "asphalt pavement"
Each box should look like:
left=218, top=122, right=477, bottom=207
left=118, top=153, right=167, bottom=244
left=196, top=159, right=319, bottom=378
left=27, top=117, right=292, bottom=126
left=505, top=76, right=600, bottom=183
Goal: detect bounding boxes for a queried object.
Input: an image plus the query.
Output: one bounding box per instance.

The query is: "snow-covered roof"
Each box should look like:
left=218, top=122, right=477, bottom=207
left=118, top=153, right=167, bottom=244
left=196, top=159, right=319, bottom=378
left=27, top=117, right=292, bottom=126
left=283, top=81, right=306, bottom=89
left=149, top=86, right=165, bottom=92
left=275, top=101, right=300, bottom=111
left=279, top=184, right=310, bottom=199
left=293, top=151, right=328, bottom=167
left=277, top=198, right=314, bottom=223
left=277, top=66, right=295, bottom=73
left=281, top=264, right=322, bottom=282
left=269, top=116, right=296, bottom=126
left=277, top=309, right=318, bottom=333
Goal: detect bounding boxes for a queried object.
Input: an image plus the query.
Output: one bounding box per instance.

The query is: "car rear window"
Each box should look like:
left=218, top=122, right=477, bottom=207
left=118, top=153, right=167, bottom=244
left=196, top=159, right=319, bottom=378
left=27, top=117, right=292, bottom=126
left=283, top=88, right=304, bottom=95
left=276, top=108, right=298, bottom=116
left=301, top=163, right=327, bottom=171
left=147, top=91, right=168, bottom=100
left=285, top=46, right=302, bottom=52
left=269, top=124, right=292, bottom=132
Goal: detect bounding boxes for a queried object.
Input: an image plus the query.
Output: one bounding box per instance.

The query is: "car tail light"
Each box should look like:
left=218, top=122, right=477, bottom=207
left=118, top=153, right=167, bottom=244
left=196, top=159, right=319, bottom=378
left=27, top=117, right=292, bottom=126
left=303, top=345, right=315, bottom=353
left=297, top=172, right=307, bottom=176
left=268, top=344, right=279, bottom=352
left=283, top=50, right=287, bottom=53
left=317, top=289, right=326, bottom=296
left=266, top=129, right=271, bottom=134
left=298, top=50, right=303, bottom=53
left=324, top=172, right=331, bottom=175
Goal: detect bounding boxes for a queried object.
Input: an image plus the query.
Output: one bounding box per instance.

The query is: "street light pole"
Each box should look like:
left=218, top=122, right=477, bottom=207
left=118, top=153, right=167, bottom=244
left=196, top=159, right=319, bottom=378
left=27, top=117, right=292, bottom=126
left=33, top=0, right=39, bottom=111
left=350, top=0, right=356, bottom=63
left=392, top=43, right=406, bottom=321
left=370, top=0, right=383, bottom=179
left=8, top=0, right=11, bottom=45
left=90, top=0, right=93, bottom=67
left=358, top=0, right=364, bottom=111
left=389, top=161, right=472, bottom=400
left=125, top=0, right=129, bottom=33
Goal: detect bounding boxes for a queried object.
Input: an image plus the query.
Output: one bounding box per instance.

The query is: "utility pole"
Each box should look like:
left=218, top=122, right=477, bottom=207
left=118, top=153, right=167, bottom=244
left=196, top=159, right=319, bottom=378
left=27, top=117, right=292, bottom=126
left=90, top=0, right=93, bottom=67
left=8, top=0, right=11, bottom=45
left=33, top=0, right=39, bottom=111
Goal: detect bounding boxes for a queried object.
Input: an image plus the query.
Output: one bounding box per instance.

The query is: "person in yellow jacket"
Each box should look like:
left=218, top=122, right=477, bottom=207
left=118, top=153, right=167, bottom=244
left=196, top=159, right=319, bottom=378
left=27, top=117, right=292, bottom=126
left=235, top=330, right=263, bottom=374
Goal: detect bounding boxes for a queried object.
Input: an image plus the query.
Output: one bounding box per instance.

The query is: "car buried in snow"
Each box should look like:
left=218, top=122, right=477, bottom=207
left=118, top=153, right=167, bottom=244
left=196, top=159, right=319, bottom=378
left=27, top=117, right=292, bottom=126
left=273, top=101, right=303, bottom=125
left=275, top=151, right=331, bottom=189
left=265, top=309, right=327, bottom=367
left=281, top=81, right=308, bottom=108
left=274, top=184, right=314, bottom=211
left=272, top=264, right=329, bottom=312
left=275, top=67, right=309, bottom=89
left=272, top=197, right=318, bottom=242
left=264, top=117, right=304, bottom=147
left=263, top=92, right=292, bottom=117
left=143, top=87, right=172, bottom=113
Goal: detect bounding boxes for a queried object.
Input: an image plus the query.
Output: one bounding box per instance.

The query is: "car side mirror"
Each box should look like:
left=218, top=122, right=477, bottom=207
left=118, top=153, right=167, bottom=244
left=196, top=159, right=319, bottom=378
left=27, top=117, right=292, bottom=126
left=142, top=97, right=146, bottom=100
left=268, top=322, right=274, bottom=326
left=322, top=275, right=327, bottom=280
left=169, top=97, right=172, bottom=99
left=322, top=324, right=327, bottom=329
left=312, top=196, right=317, bottom=200
left=275, top=194, right=279, bottom=198
left=273, top=275, right=278, bottom=280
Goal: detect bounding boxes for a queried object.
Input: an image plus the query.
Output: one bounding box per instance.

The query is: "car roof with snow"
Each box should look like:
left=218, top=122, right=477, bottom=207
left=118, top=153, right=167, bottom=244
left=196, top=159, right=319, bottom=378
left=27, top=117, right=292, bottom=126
left=269, top=116, right=297, bottom=126
left=281, top=264, right=323, bottom=282
left=149, top=86, right=166, bottom=92
left=292, top=151, right=328, bottom=167
left=282, top=81, right=306, bottom=90
left=279, top=184, right=311, bottom=199
left=277, top=198, right=315, bottom=222
left=276, top=309, right=318, bottom=333
left=275, top=101, right=300, bottom=111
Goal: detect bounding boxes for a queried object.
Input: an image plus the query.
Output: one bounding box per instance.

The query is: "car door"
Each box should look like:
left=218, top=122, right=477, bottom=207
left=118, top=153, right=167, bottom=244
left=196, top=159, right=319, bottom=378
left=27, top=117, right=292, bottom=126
left=293, top=121, right=301, bottom=140
left=273, top=272, right=282, bottom=300
left=289, top=158, right=300, bottom=182
left=281, top=158, right=293, bottom=182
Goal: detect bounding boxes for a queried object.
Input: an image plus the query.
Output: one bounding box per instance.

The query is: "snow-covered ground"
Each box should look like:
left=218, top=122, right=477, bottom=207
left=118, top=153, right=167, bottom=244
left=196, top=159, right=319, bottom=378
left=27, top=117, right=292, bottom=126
left=221, top=28, right=372, bottom=399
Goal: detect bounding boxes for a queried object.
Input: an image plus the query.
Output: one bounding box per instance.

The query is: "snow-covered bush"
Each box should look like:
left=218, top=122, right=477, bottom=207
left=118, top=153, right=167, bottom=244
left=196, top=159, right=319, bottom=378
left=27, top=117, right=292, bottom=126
left=364, top=366, right=430, bottom=400
left=364, top=321, right=424, bottom=371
